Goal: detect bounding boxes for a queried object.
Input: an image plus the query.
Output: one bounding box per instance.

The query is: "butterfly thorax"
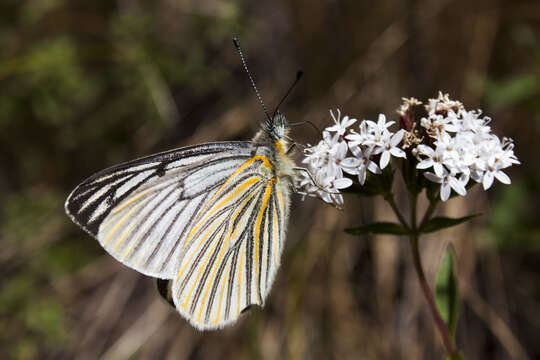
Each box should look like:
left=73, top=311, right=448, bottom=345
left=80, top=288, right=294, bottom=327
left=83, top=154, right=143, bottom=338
left=251, top=113, right=296, bottom=180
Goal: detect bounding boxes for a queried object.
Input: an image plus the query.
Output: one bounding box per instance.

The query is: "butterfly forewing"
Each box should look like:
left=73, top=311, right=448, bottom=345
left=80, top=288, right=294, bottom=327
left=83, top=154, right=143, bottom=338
left=65, top=142, right=253, bottom=278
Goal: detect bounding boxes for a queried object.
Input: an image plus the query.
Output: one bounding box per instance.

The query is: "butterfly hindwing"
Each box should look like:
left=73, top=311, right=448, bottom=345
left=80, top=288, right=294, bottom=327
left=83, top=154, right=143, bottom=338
left=170, top=155, right=290, bottom=329
left=65, top=141, right=253, bottom=278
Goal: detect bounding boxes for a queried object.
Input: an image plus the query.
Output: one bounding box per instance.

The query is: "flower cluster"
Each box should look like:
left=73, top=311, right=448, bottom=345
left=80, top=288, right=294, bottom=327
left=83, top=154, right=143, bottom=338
left=297, top=110, right=406, bottom=206
left=298, top=92, right=520, bottom=205
left=414, top=92, right=520, bottom=200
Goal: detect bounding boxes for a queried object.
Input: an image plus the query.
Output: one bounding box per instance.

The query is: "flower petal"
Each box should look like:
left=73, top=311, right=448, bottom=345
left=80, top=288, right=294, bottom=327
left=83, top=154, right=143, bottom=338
left=380, top=151, right=390, bottom=169
left=367, top=160, right=381, bottom=174
left=434, top=163, right=444, bottom=177
left=341, top=157, right=361, bottom=167
left=482, top=172, right=494, bottom=190
left=449, top=177, right=467, bottom=196
left=417, top=145, right=434, bottom=156
left=349, top=145, right=363, bottom=158
left=358, top=167, right=367, bottom=185
left=417, top=158, right=434, bottom=169
left=333, top=177, right=353, bottom=189
left=494, top=170, right=511, bottom=185
left=390, top=147, right=406, bottom=158
left=441, top=183, right=451, bottom=201
left=390, top=130, right=405, bottom=146
left=424, top=172, right=443, bottom=184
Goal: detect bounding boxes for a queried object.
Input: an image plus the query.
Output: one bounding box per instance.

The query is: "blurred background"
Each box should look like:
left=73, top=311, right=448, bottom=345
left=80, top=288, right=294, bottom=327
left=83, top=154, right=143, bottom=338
left=0, top=0, right=539, bottom=359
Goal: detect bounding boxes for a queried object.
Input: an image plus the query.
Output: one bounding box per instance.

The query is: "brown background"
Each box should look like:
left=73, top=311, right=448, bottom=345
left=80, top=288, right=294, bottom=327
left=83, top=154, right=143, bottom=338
left=0, top=0, right=538, bottom=359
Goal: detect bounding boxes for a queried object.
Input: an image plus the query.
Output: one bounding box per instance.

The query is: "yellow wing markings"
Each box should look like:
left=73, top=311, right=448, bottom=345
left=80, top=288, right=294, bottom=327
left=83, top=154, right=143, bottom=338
left=184, top=154, right=272, bottom=247
left=182, top=225, right=224, bottom=312
left=203, top=154, right=272, bottom=211
left=100, top=178, right=173, bottom=232
left=176, top=221, right=221, bottom=281
left=103, top=195, right=152, bottom=245
left=273, top=206, right=279, bottom=265
left=253, top=178, right=275, bottom=303
left=237, top=242, right=246, bottom=316
left=111, top=187, right=175, bottom=254
left=184, top=176, right=260, bottom=251
left=196, top=189, right=259, bottom=323
left=109, top=191, right=147, bottom=217
left=276, top=186, right=285, bottom=219
left=214, top=260, right=231, bottom=325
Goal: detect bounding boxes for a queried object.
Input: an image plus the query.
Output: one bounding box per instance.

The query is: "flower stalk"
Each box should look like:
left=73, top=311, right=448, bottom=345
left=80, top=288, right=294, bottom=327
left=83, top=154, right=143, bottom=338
left=387, top=189, right=457, bottom=356
left=409, top=232, right=457, bottom=356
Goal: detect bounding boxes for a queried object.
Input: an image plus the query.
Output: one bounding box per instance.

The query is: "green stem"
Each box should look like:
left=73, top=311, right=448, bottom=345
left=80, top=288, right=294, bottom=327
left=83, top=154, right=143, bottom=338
left=409, top=233, right=457, bottom=356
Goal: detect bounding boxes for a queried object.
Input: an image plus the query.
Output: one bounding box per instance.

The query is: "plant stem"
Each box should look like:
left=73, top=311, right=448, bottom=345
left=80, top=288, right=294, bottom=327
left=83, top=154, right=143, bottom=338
left=419, top=199, right=438, bottom=230
left=410, top=191, right=418, bottom=231
left=409, top=233, right=457, bottom=356
left=385, top=194, right=410, bottom=231
left=385, top=192, right=455, bottom=355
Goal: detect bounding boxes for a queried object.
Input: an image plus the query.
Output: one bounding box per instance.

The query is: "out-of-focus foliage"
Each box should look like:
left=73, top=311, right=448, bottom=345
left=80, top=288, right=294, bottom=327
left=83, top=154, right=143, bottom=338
left=0, top=0, right=539, bottom=359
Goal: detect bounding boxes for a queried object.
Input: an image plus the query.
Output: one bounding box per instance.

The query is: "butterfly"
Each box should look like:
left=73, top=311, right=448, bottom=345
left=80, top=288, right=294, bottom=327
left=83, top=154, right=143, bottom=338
left=64, top=39, right=306, bottom=330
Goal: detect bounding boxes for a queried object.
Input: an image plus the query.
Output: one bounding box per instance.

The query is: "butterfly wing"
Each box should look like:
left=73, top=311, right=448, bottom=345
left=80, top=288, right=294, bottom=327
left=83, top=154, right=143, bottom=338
left=169, top=155, right=290, bottom=329
left=65, top=141, right=254, bottom=278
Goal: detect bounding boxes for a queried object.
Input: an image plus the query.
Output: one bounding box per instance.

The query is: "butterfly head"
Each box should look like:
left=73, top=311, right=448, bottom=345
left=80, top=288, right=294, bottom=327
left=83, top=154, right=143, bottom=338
left=263, top=111, right=288, bottom=140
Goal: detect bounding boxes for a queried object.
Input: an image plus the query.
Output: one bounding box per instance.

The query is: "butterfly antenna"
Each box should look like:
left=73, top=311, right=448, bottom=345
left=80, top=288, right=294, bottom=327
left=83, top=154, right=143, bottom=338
left=233, top=37, right=272, bottom=122
left=273, top=71, right=303, bottom=117
left=288, top=119, right=322, bottom=134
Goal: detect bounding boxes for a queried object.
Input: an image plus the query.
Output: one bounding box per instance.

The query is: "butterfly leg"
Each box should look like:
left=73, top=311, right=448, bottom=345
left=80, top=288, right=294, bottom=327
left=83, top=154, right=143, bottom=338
left=292, top=167, right=340, bottom=195
left=286, top=143, right=296, bottom=155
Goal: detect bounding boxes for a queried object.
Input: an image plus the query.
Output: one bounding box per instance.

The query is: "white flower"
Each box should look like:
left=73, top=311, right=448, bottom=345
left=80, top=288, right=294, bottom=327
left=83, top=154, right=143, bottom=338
left=397, top=97, right=422, bottom=117
left=416, top=144, right=446, bottom=177
left=349, top=146, right=381, bottom=185
left=481, top=156, right=512, bottom=190
left=326, top=109, right=357, bottom=136
left=420, top=113, right=459, bottom=138
left=424, top=168, right=467, bottom=201
left=417, top=92, right=519, bottom=197
left=345, top=120, right=372, bottom=148
left=299, top=117, right=355, bottom=207
left=364, top=114, right=395, bottom=148
left=424, top=91, right=464, bottom=116
left=378, top=129, right=406, bottom=169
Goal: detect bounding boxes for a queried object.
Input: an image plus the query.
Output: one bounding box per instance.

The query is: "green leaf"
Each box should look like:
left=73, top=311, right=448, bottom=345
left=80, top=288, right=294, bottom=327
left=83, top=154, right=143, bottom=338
left=420, top=215, right=479, bottom=234
left=435, top=245, right=460, bottom=341
left=345, top=222, right=408, bottom=236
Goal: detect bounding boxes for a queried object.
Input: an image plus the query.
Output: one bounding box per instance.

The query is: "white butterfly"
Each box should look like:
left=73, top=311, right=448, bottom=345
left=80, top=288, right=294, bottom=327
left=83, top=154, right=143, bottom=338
left=65, top=39, right=305, bottom=330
